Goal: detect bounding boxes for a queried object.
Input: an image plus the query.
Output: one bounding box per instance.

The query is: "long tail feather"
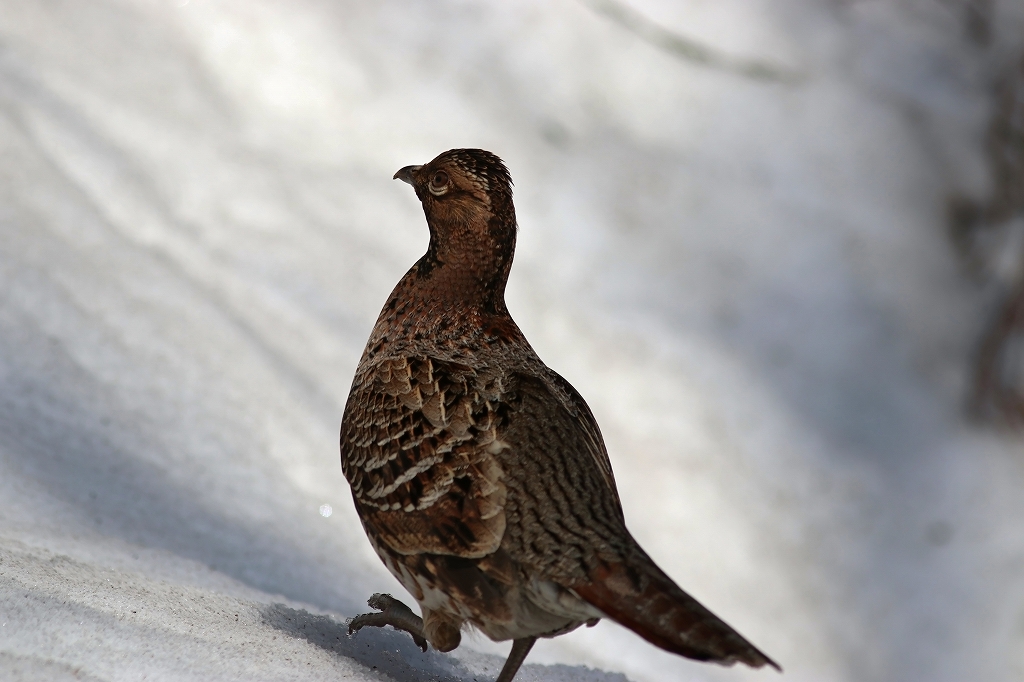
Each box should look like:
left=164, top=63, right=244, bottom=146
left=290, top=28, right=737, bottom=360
left=574, top=558, right=780, bottom=671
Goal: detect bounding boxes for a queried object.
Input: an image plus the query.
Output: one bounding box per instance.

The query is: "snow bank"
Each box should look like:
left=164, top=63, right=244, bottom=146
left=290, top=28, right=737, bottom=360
left=1, top=1, right=1022, bottom=680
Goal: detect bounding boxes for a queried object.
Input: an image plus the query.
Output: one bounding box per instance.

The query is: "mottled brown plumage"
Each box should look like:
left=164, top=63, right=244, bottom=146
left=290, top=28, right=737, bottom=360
left=340, top=149, right=779, bottom=680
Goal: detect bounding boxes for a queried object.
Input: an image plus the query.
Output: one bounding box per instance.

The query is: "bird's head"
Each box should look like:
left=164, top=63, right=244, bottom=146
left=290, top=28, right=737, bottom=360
left=394, top=149, right=517, bottom=308
left=395, top=148, right=514, bottom=234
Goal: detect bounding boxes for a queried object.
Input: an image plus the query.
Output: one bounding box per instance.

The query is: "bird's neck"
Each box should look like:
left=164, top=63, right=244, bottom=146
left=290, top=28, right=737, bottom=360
left=402, top=251, right=510, bottom=315
left=412, top=215, right=515, bottom=315
left=361, top=264, right=526, bottom=364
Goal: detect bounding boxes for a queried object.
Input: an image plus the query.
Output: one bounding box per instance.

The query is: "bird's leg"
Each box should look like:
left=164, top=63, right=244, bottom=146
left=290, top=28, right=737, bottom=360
left=495, top=637, right=537, bottom=682
left=348, top=593, right=429, bottom=652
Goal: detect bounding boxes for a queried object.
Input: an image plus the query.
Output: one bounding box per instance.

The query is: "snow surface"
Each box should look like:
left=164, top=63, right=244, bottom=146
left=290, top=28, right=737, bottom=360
left=1, top=0, right=1023, bottom=680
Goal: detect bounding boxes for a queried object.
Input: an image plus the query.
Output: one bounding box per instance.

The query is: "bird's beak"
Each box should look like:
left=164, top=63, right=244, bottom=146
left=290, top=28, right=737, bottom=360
left=393, top=165, right=423, bottom=185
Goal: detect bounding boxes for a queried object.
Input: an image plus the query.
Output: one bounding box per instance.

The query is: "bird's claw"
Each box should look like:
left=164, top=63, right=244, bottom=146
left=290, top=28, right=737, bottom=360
left=348, top=592, right=429, bottom=652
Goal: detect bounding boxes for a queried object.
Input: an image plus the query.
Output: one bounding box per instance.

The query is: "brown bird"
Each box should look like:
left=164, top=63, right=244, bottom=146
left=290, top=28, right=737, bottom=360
left=340, top=149, right=779, bottom=681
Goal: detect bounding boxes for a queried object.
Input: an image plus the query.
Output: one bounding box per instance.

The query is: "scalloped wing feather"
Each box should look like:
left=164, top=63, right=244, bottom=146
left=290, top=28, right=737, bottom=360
left=341, top=356, right=509, bottom=558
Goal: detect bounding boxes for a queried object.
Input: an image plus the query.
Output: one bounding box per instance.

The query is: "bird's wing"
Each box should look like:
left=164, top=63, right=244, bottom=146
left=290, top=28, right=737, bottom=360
left=535, top=368, right=621, bottom=506
left=341, top=355, right=509, bottom=559
left=340, top=356, right=623, bottom=557
left=494, top=371, right=630, bottom=582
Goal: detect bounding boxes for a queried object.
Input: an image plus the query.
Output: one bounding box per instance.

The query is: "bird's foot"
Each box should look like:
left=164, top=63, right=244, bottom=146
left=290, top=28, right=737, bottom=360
left=348, top=593, right=429, bottom=652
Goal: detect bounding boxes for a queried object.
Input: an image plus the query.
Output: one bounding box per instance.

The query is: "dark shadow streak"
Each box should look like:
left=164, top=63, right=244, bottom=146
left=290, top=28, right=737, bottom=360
left=578, top=0, right=804, bottom=84
left=262, top=603, right=474, bottom=682
left=261, top=603, right=633, bottom=682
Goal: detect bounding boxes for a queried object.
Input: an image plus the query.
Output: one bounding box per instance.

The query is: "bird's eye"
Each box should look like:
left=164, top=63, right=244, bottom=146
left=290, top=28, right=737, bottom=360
left=428, top=170, right=449, bottom=196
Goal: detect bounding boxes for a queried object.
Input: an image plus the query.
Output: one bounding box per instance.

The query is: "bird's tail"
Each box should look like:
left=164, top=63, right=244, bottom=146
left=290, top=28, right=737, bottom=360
left=573, top=553, right=780, bottom=671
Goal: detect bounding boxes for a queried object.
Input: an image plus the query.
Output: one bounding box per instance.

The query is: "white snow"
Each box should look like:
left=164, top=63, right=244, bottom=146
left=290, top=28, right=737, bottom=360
left=1, top=1, right=1023, bottom=681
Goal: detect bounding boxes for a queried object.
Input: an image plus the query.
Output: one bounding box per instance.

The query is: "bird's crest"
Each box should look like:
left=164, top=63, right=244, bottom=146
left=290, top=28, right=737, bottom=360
left=432, top=149, right=513, bottom=198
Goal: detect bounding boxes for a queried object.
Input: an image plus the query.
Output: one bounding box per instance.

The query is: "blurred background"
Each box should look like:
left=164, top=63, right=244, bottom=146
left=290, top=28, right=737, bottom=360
left=1, top=1, right=1023, bottom=681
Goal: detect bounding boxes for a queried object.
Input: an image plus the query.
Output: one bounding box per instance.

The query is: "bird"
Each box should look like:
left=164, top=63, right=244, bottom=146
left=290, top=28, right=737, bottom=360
left=340, top=148, right=779, bottom=681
